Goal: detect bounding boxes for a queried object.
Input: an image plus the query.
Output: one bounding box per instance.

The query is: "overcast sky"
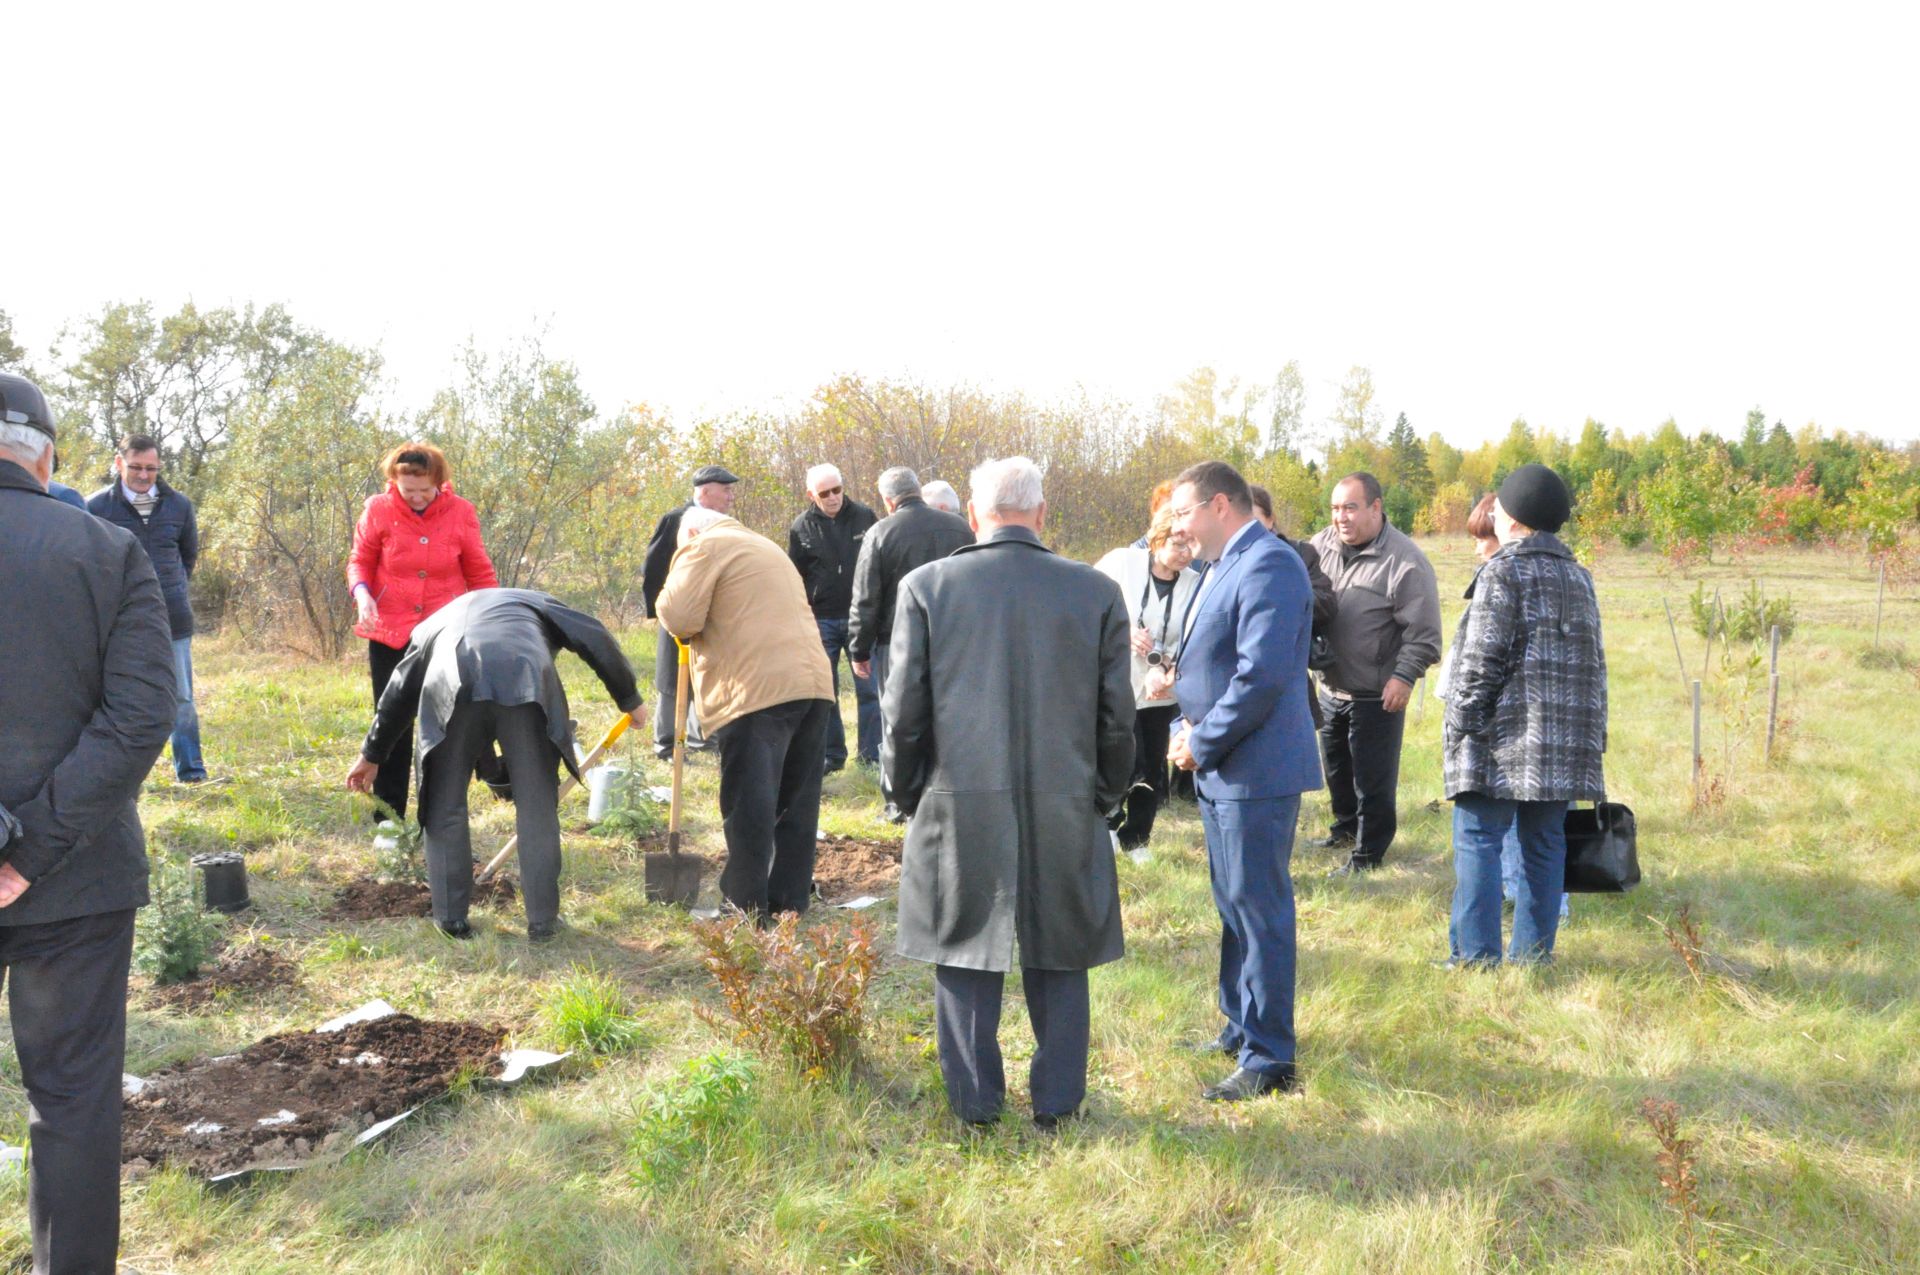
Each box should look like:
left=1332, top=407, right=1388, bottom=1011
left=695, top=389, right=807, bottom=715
left=8, top=3, right=1917, bottom=446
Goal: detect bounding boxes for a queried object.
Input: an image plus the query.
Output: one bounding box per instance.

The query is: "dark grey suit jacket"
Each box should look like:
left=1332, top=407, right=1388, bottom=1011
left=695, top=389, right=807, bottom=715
left=0, top=460, right=177, bottom=926
left=362, top=588, right=643, bottom=781
left=883, top=526, right=1135, bottom=972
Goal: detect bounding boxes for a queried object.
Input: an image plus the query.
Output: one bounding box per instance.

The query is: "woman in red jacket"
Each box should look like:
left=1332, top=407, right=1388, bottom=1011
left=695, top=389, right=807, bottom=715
left=348, top=441, right=498, bottom=818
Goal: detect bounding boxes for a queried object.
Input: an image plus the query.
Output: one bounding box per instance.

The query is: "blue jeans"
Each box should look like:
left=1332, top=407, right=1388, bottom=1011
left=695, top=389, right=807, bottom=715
left=1502, top=826, right=1569, bottom=920
left=1199, top=793, right=1300, bottom=1073
left=169, top=637, right=207, bottom=781
left=815, top=617, right=879, bottom=768
left=1451, top=794, right=1567, bottom=964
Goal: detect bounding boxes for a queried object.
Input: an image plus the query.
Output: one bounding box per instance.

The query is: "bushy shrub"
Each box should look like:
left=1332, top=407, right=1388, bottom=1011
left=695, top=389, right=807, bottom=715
left=693, top=914, right=878, bottom=1077
left=135, top=858, right=227, bottom=986
left=627, top=1052, right=756, bottom=1187
left=1688, top=580, right=1796, bottom=643
left=369, top=806, right=426, bottom=885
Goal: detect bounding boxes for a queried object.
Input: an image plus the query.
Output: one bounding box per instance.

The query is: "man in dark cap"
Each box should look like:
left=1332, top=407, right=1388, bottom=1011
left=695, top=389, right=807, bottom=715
left=641, top=465, right=739, bottom=758
left=1, top=372, right=179, bottom=1272
left=1442, top=463, right=1605, bottom=966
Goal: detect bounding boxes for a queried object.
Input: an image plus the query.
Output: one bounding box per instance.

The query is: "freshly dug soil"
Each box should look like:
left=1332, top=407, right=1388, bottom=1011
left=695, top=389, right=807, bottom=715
left=122, top=1014, right=505, bottom=1176
left=327, top=870, right=518, bottom=921
left=142, top=944, right=300, bottom=1012
left=813, top=834, right=901, bottom=901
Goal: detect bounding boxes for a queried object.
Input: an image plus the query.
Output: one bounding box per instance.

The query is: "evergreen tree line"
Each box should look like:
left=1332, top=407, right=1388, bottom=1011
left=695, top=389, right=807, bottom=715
left=4, top=303, right=1915, bottom=656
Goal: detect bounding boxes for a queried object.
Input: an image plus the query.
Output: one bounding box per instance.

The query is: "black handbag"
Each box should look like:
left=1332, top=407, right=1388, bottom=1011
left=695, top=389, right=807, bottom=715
left=1562, top=801, right=1639, bottom=893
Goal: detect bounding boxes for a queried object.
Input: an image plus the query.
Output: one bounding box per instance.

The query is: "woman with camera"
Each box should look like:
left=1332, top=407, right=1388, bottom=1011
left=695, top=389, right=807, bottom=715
left=1096, top=503, right=1202, bottom=853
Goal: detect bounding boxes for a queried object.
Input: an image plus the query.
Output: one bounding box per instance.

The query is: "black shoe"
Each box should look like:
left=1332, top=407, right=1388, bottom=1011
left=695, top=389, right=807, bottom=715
left=1032, top=1109, right=1080, bottom=1130
left=1182, top=1030, right=1240, bottom=1057
left=1328, top=856, right=1381, bottom=877
left=1203, top=1065, right=1299, bottom=1102
left=527, top=922, right=559, bottom=943
left=436, top=920, right=474, bottom=940
left=823, top=761, right=846, bottom=776
left=1311, top=834, right=1356, bottom=850
left=654, top=747, right=673, bottom=761
left=883, top=803, right=907, bottom=825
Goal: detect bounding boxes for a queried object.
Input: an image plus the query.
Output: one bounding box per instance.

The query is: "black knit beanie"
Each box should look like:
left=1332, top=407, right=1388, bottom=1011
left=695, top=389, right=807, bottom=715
left=1496, top=463, right=1572, bottom=533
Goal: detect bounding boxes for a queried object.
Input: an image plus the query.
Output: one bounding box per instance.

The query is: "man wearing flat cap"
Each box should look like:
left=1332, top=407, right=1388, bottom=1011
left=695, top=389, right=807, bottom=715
left=1442, top=462, right=1606, bottom=966
left=641, top=465, right=740, bottom=758
left=0, top=372, right=179, bottom=1272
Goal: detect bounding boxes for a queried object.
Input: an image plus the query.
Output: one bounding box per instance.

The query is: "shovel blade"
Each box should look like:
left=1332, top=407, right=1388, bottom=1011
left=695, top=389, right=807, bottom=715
left=644, top=853, right=702, bottom=907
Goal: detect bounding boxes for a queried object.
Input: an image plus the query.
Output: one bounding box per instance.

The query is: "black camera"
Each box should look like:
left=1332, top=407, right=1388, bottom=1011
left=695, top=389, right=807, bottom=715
left=1146, top=647, right=1174, bottom=669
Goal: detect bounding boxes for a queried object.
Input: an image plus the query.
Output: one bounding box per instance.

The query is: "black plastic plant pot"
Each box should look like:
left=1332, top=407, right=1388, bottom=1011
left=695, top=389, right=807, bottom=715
left=191, top=852, right=252, bottom=914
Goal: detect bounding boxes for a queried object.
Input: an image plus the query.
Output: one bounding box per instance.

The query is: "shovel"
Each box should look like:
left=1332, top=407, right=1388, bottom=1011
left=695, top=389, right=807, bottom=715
left=476, top=710, right=633, bottom=884
left=645, top=636, right=704, bottom=907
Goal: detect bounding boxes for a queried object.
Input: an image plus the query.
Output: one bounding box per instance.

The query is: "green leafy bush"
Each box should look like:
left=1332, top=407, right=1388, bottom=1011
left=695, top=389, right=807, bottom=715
left=542, top=964, right=645, bottom=1055
left=627, top=1052, right=756, bottom=1187
left=593, top=764, right=664, bottom=841
left=694, top=914, right=878, bottom=1077
left=368, top=802, right=426, bottom=885
left=135, top=858, right=227, bottom=986
left=1688, top=580, right=1796, bottom=643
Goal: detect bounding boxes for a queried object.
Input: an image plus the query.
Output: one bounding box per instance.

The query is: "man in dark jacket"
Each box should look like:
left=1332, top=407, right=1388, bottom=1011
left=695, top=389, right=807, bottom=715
left=1, top=374, right=179, bottom=1274
left=87, top=433, right=207, bottom=782
left=787, top=463, right=879, bottom=772
left=848, top=466, right=974, bottom=699
left=884, top=456, right=1135, bottom=1127
left=640, top=465, right=737, bottom=758
left=347, top=589, right=643, bottom=941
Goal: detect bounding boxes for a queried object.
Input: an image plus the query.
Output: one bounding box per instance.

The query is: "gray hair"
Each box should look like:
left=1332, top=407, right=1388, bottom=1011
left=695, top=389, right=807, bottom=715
left=921, top=480, right=961, bottom=514
left=968, top=456, right=1044, bottom=516
left=677, top=505, right=730, bottom=547
left=0, top=423, right=52, bottom=469
left=877, top=466, right=921, bottom=502
left=804, top=463, right=843, bottom=494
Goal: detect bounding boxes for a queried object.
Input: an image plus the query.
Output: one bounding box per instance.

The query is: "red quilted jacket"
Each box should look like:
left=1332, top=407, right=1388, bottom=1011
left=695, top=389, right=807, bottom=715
left=348, top=483, right=499, bottom=649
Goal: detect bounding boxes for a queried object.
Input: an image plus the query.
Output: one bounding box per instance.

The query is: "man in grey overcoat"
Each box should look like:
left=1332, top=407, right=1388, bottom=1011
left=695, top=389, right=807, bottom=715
left=1, top=372, right=179, bottom=1273
left=347, top=588, right=643, bottom=941
left=883, top=456, right=1136, bottom=1128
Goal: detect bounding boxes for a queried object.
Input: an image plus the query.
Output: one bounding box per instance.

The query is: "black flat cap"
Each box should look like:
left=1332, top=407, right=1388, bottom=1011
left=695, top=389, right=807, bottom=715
left=0, top=372, right=55, bottom=442
left=691, top=465, right=740, bottom=486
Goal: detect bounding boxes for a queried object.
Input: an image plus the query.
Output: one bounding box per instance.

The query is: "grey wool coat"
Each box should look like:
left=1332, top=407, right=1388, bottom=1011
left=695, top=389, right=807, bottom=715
left=362, top=588, right=643, bottom=781
left=1, top=460, right=178, bottom=926
left=882, top=526, right=1136, bottom=972
left=1442, top=532, right=1608, bottom=802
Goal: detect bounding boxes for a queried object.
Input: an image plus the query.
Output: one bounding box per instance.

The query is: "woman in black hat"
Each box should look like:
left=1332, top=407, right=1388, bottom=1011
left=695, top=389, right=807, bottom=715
left=1440, top=464, right=1608, bottom=965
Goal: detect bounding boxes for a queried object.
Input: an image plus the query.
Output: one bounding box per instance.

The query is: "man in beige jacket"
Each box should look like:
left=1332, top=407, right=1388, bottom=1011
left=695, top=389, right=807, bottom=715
left=657, top=507, right=836, bottom=918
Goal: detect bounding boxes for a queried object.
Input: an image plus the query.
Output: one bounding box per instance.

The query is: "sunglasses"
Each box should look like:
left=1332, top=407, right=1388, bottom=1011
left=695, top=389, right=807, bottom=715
left=815, top=485, right=843, bottom=498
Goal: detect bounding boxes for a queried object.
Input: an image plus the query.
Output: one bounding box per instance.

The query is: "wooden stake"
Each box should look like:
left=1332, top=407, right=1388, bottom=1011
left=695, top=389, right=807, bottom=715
left=1691, top=679, right=1703, bottom=806
left=1701, top=588, right=1721, bottom=680
left=1662, top=598, right=1689, bottom=695
left=1874, top=561, right=1886, bottom=650
left=1765, top=624, right=1781, bottom=761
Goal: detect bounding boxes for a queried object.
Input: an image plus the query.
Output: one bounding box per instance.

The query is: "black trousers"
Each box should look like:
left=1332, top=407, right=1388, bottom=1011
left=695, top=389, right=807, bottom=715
left=418, top=700, right=563, bottom=929
left=713, top=697, right=832, bottom=918
left=934, top=964, right=1090, bottom=1123
left=1318, top=691, right=1407, bottom=862
left=368, top=639, right=413, bottom=820
left=0, top=908, right=136, bottom=1275
left=652, top=625, right=703, bottom=754
left=1117, top=703, right=1177, bottom=850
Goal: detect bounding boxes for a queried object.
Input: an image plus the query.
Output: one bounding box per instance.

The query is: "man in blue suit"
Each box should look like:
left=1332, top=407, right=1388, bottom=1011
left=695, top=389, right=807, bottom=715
left=1166, top=460, right=1322, bottom=1101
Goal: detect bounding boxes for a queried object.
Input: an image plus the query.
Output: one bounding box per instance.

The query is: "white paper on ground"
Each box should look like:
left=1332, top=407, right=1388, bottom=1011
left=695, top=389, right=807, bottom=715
left=689, top=907, right=722, bottom=920
left=834, top=895, right=881, bottom=910
left=0, top=1141, right=22, bottom=1172
left=318, top=998, right=399, bottom=1032
left=497, top=1049, right=570, bottom=1083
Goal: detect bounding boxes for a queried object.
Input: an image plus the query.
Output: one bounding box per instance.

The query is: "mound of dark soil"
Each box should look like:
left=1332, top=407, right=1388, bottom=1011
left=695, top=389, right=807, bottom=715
left=326, top=870, right=518, bottom=921
left=813, top=834, right=901, bottom=901
left=122, top=1013, right=505, bottom=1176
left=142, top=944, right=300, bottom=1012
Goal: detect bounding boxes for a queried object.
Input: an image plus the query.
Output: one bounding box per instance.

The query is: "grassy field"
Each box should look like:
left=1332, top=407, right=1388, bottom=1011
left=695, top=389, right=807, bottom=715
left=2, top=541, right=1916, bottom=1273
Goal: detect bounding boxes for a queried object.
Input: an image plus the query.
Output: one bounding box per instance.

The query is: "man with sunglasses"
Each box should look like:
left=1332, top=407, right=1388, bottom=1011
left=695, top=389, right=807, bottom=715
left=87, top=434, right=209, bottom=782
left=787, top=463, right=879, bottom=773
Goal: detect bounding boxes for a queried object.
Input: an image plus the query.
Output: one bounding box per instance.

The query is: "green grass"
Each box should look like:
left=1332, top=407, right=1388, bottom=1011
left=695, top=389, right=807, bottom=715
left=1, top=544, right=1916, bottom=1272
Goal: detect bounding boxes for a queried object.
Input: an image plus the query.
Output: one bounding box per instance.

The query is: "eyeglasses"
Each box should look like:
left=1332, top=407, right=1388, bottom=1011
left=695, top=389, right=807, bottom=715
left=1168, top=498, right=1210, bottom=522
left=123, top=464, right=162, bottom=475
left=815, top=485, right=843, bottom=498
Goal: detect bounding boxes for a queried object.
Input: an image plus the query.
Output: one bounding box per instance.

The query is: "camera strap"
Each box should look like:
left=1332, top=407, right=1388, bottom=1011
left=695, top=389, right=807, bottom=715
left=1140, top=569, right=1177, bottom=651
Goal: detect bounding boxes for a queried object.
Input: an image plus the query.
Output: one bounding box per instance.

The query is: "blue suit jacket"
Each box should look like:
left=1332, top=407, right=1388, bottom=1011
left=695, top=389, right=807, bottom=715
left=1174, top=524, right=1323, bottom=800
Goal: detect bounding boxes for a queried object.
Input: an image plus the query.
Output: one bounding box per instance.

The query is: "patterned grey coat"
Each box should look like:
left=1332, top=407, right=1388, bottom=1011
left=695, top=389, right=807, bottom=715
left=1442, top=532, right=1608, bottom=802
